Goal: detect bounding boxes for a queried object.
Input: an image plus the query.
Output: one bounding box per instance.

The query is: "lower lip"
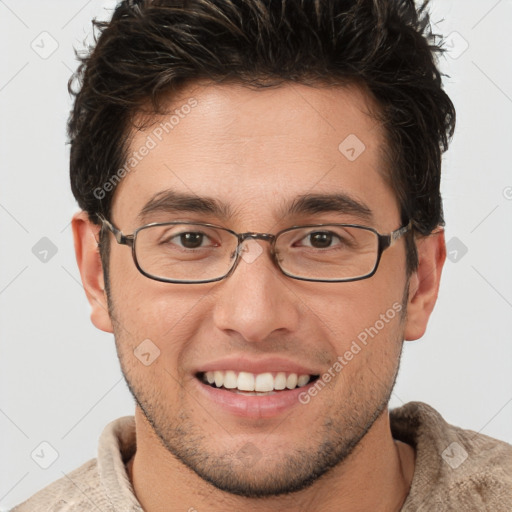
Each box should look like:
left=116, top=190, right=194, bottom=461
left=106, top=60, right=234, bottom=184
left=195, top=377, right=317, bottom=419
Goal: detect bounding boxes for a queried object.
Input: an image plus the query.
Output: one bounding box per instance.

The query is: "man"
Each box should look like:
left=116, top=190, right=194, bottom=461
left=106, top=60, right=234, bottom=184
left=13, top=0, right=512, bottom=510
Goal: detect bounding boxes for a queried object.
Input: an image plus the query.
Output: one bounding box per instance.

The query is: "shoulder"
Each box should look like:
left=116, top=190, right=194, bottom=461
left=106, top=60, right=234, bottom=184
left=12, top=416, right=141, bottom=512
left=11, top=458, right=107, bottom=512
left=391, top=401, right=512, bottom=511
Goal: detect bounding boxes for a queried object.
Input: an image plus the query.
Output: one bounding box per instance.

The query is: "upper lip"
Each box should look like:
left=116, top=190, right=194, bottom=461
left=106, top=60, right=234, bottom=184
left=194, top=356, right=322, bottom=376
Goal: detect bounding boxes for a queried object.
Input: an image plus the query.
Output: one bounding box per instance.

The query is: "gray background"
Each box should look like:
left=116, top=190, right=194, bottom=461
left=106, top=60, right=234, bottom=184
left=1, top=0, right=511, bottom=509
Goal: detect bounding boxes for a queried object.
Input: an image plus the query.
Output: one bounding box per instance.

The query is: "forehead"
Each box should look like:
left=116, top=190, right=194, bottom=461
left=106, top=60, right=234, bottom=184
left=112, top=81, right=398, bottom=230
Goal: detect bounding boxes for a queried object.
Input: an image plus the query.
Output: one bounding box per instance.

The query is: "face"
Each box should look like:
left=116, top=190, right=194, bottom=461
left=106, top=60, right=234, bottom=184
left=88, top=82, right=416, bottom=496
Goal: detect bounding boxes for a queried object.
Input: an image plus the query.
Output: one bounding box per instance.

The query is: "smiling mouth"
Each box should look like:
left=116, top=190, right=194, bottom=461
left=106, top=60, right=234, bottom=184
left=196, top=371, right=320, bottom=395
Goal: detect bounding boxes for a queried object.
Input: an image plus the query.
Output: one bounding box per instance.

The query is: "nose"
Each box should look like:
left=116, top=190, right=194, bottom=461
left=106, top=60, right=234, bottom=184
left=212, top=239, right=301, bottom=343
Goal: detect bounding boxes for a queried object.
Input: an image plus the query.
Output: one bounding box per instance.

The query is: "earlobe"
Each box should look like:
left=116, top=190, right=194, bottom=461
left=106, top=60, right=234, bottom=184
left=72, top=211, right=114, bottom=333
left=404, top=228, right=446, bottom=341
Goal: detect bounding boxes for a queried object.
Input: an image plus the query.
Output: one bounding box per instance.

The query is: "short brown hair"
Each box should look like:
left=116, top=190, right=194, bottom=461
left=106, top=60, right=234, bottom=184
left=68, top=0, right=455, bottom=274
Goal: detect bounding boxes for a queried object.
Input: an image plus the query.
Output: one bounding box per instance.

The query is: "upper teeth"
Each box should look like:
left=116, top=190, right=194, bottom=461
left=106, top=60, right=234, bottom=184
left=202, top=371, right=313, bottom=392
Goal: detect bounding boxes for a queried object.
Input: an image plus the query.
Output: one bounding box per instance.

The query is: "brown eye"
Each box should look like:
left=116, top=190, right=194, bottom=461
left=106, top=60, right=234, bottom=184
left=308, top=232, right=335, bottom=249
left=179, top=232, right=205, bottom=249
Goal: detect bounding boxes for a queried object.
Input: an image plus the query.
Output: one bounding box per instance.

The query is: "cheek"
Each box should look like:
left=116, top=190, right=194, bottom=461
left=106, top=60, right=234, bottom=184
left=108, top=248, right=199, bottom=332
left=108, top=254, right=217, bottom=378
left=294, top=273, right=407, bottom=392
left=110, top=294, right=200, bottom=391
left=301, top=279, right=404, bottom=342
left=111, top=289, right=201, bottom=349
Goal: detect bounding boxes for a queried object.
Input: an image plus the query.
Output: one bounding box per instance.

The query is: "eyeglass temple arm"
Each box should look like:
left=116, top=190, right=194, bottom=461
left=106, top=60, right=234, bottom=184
left=379, top=220, right=412, bottom=251
left=96, top=214, right=132, bottom=246
left=389, top=220, right=413, bottom=246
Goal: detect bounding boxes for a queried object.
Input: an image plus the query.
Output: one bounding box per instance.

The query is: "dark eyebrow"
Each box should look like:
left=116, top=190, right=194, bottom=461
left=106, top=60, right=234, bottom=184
left=138, top=190, right=233, bottom=223
left=138, top=190, right=373, bottom=225
left=282, top=193, right=373, bottom=222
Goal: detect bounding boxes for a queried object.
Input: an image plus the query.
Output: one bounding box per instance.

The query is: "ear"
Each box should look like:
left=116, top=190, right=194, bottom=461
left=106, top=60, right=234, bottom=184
left=72, top=211, right=113, bottom=333
left=404, top=228, right=446, bottom=341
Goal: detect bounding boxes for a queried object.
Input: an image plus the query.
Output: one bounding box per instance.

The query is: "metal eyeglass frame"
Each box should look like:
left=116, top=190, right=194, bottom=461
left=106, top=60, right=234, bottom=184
left=97, top=214, right=413, bottom=284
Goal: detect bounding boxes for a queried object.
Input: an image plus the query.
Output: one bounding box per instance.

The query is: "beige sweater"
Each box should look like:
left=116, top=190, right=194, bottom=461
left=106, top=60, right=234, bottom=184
left=12, top=402, right=512, bottom=511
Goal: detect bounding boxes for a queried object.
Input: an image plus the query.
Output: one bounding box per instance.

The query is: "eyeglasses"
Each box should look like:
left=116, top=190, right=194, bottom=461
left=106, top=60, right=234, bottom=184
left=97, top=214, right=412, bottom=284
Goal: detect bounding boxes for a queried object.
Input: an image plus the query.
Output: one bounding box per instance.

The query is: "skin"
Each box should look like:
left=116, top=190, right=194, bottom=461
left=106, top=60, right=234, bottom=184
left=73, top=81, right=445, bottom=512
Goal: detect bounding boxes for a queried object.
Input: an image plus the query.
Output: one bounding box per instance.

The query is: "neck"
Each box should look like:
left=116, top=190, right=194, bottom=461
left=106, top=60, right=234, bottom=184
left=127, top=406, right=415, bottom=512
